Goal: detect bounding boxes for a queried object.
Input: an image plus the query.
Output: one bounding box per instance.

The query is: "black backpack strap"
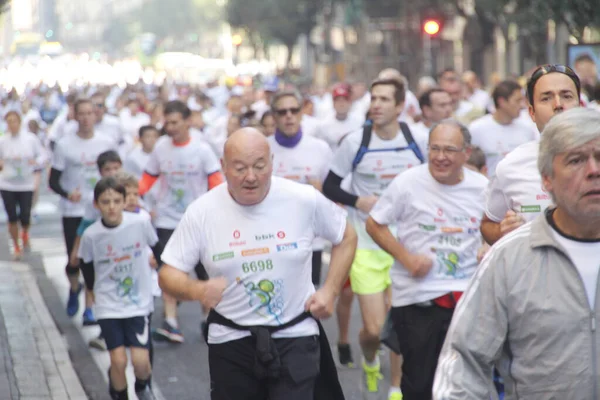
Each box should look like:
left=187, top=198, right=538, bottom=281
left=399, top=122, right=425, bottom=164
left=351, top=120, right=373, bottom=171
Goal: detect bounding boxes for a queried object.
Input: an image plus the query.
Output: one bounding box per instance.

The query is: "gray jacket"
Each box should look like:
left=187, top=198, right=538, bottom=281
left=433, top=210, right=599, bottom=400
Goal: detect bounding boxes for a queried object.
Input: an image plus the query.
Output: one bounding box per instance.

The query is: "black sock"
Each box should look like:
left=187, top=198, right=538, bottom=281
left=135, top=378, right=150, bottom=392
left=109, top=386, right=128, bottom=400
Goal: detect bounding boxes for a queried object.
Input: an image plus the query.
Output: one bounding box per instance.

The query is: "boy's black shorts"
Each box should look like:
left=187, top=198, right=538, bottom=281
left=98, top=315, right=151, bottom=351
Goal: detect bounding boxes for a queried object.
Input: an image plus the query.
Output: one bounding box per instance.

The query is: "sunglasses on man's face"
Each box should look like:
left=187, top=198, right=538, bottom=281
left=527, top=64, right=580, bottom=102
left=274, top=107, right=301, bottom=117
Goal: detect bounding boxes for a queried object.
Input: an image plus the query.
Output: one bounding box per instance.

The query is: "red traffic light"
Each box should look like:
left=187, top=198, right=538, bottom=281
left=423, top=20, right=441, bottom=36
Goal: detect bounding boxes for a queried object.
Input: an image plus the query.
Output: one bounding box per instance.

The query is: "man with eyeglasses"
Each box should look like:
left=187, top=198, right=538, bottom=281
left=268, top=90, right=333, bottom=287
left=366, top=120, right=488, bottom=400
left=323, top=78, right=427, bottom=399
left=481, top=64, right=582, bottom=245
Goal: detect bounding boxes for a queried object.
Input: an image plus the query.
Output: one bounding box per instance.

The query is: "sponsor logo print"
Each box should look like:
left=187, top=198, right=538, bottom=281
left=521, top=205, right=541, bottom=213
left=441, top=227, right=463, bottom=233
left=277, top=231, right=286, bottom=239
left=536, top=194, right=550, bottom=201
left=213, top=251, right=235, bottom=261
left=467, top=228, right=479, bottom=234
left=437, top=208, right=444, bottom=216
left=276, top=242, right=298, bottom=252
left=229, top=240, right=246, bottom=247
left=233, top=230, right=241, bottom=239
left=255, top=233, right=275, bottom=241
left=134, top=250, right=142, bottom=258
left=97, top=258, right=110, bottom=265
left=113, top=255, right=131, bottom=263
left=434, top=218, right=447, bottom=223
left=106, top=245, right=116, bottom=257
left=241, top=248, right=270, bottom=257
left=136, top=317, right=149, bottom=346
left=418, top=224, right=436, bottom=232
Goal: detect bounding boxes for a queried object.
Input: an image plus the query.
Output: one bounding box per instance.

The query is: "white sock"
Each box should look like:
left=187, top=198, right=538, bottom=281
left=389, top=387, right=402, bottom=396
left=363, top=355, right=380, bottom=368
left=165, top=317, right=178, bottom=328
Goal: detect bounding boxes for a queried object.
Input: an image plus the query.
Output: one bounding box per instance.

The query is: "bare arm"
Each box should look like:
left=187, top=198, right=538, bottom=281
left=159, top=265, right=227, bottom=308
left=323, top=222, right=357, bottom=296
left=159, top=265, right=205, bottom=302
left=481, top=211, right=525, bottom=246
left=480, top=214, right=502, bottom=245
left=366, top=216, right=432, bottom=277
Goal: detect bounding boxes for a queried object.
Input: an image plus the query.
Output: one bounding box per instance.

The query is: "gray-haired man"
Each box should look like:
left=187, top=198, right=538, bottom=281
left=434, top=107, right=600, bottom=399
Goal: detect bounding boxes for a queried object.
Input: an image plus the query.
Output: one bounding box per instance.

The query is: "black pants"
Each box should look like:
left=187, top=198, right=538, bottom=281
left=209, top=335, right=320, bottom=400
left=312, top=251, right=322, bottom=286
left=391, top=304, right=454, bottom=400
left=63, top=217, right=82, bottom=276
left=156, top=228, right=208, bottom=280
left=1, top=190, right=33, bottom=225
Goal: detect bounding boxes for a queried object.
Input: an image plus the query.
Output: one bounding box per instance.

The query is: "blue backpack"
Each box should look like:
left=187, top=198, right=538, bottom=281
left=351, top=120, right=425, bottom=171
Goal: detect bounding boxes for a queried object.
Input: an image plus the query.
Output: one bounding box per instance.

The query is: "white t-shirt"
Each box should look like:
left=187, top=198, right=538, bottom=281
left=551, top=224, right=600, bottom=309
left=399, top=90, right=421, bottom=123
left=330, top=128, right=427, bottom=249
left=96, top=115, right=124, bottom=146
left=161, top=176, right=348, bottom=344
left=78, top=212, right=158, bottom=319
left=469, top=114, right=538, bottom=177
left=314, top=114, right=365, bottom=149
left=370, top=164, right=488, bottom=307
left=119, top=110, right=151, bottom=140
left=124, top=146, right=151, bottom=180
left=485, top=140, right=551, bottom=223
left=52, top=134, right=116, bottom=217
left=301, top=115, right=320, bottom=137
left=268, top=135, right=333, bottom=251
left=48, top=112, right=77, bottom=144
left=144, top=135, right=221, bottom=229
left=408, top=121, right=431, bottom=160
left=0, top=132, right=47, bottom=191
left=468, top=89, right=493, bottom=112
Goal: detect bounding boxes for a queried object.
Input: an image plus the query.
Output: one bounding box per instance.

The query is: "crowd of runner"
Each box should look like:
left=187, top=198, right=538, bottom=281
left=0, top=59, right=599, bottom=400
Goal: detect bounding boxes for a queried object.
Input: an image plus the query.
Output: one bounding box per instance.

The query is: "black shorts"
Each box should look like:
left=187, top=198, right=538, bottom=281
left=209, top=335, right=320, bottom=400
left=156, top=228, right=208, bottom=280
left=0, top=190, right=33, bottom=225
left=98, top=315, right=151, bottom=351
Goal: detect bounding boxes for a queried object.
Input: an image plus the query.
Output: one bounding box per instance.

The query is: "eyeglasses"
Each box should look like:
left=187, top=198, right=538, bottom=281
left=428, top=145, right=464, bottom=156
left=274, top=107, right=301, bottom=116
left=526, top=64, right=580, bottom=104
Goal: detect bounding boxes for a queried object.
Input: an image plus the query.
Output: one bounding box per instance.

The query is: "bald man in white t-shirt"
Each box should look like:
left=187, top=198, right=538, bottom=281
left=159, top=128, right=356, bottom=400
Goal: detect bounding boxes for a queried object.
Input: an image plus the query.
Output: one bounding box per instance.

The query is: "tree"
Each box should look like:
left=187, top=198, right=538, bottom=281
left=103, top=15, right=134, bottom=54
left=227, top=0, right=323, bottom=70
left=139, top=0, right=203, bottom=42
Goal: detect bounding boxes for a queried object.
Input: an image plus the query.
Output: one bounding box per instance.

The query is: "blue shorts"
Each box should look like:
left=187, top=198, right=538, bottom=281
left=98, top=315, right=151, bottom=351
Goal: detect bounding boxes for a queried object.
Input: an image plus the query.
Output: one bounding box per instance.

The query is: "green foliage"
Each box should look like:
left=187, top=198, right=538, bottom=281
left=139, top=0, right=204, bottom=41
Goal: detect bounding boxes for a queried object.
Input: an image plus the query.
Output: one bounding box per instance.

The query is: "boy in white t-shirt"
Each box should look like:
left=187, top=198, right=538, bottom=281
left=69, top=150, right=123, bottom=328
left=78, top=177, right=160, bottom=400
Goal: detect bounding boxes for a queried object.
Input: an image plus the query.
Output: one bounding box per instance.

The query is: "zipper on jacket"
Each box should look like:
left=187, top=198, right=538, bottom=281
left=592, top=312, right=597, bottom=400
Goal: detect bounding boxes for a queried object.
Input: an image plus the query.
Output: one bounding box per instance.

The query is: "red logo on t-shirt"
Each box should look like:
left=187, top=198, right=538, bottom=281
left=277, top=231, right=286, bottom=239
left=135, top=242, right=140, bottom=248
left=233, top=230, right=241, bottom=239
left=377, top=160, right=383, bottom=167
left=106, top=245, right=115, bottom=256
left=470, top=217, right=477, bottom=223
left=437, top=208, right=443, bottom=217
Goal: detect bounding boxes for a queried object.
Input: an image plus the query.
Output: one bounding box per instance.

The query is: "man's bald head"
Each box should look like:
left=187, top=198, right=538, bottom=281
left=222, top=128, right=273, bottom=206
left=224, top=128, right=270, bottom=163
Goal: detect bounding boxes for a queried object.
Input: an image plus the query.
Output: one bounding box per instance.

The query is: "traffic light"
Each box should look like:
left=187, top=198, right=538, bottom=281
left=232, top=34, right=242, bottom=47
left=423, top=19, right=441, bottom=37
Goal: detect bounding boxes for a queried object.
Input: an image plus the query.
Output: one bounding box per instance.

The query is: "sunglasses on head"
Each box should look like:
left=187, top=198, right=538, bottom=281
left=274, top=107, right=301, bottom=117
left=526, top=64, right=580, bottom=103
